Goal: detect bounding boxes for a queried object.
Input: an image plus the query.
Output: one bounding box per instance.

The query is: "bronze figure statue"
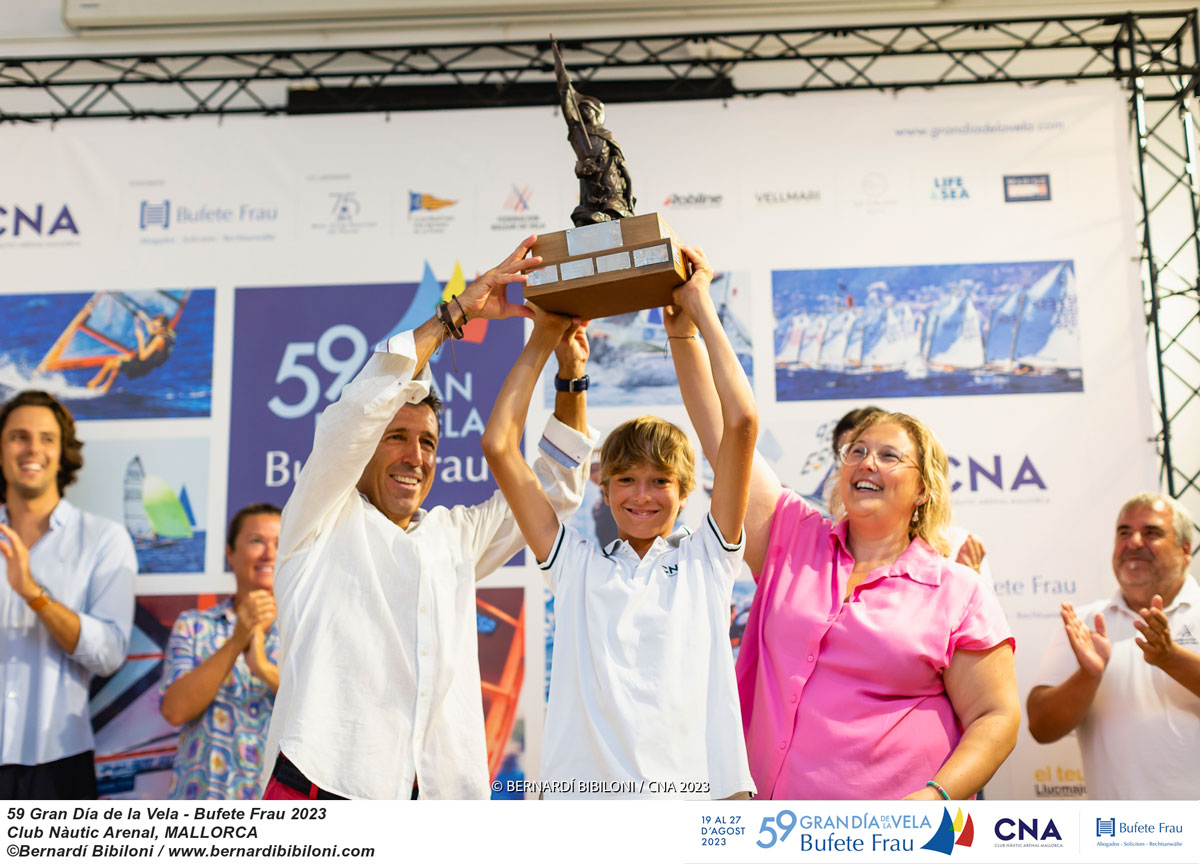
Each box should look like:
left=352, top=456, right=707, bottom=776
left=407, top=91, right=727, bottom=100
left=553, top=40, right=636, bottom=226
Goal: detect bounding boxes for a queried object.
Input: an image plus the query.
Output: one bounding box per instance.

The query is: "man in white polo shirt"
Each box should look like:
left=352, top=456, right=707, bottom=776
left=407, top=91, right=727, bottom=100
left=262, top=237, right=595, bottom=800
left=1027, top=492, right=1200, bottom=799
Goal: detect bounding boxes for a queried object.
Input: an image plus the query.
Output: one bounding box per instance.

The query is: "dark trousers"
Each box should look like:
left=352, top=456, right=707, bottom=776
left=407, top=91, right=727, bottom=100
left=0, top=751, right=99, bottom=800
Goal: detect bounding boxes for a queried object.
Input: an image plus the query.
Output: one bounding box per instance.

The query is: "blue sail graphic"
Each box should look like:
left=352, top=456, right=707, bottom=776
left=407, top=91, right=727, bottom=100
left=922, top=807, right=956, bottom=856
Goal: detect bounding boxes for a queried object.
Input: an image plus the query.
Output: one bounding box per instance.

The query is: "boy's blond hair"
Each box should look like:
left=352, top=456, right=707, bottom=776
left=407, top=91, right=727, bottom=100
left=598, top=415, right=695, bottom=498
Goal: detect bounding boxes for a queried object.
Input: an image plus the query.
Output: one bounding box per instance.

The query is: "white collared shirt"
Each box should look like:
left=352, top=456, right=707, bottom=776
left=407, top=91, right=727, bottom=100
left=539, top=514, right=756, bottom=799
left=264, top=330, right=594, bottom=800
left=1035, top=573, right=1200, bottom=799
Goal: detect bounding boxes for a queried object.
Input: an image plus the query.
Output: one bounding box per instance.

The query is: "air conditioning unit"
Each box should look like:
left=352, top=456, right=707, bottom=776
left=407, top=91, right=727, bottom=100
left=63, top=0, right=943, bottom=30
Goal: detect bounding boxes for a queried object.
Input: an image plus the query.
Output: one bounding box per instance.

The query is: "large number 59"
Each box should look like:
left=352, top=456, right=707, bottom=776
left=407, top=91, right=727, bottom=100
left=267, top=324, right=369, bottom=420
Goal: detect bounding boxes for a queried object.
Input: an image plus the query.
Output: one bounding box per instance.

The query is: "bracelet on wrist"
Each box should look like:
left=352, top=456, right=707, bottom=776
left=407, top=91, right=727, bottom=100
left=925, top=780, right=950, bottom=800
left=667, top=334, right=698, bottom=340
left=437, top=301, right=464, bottom=340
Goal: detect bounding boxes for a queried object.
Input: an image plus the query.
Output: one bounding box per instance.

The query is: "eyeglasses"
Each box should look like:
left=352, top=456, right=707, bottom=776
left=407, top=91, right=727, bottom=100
left=839, top=441, right=917, bottom=471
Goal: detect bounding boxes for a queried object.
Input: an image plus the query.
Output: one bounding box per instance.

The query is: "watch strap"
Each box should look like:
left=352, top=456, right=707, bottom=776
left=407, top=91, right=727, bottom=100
left=27, top=586, right=51, bottom=612
left=554, top=374, right=589, bottom=393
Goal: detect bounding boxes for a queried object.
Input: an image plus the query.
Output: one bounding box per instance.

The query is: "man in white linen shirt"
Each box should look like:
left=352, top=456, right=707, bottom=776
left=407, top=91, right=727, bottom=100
left=0, top=390, right=135, bottom=799
left=1027, top=492, right=1200, bottom=799
left=262, top=237, right=596, bottom=801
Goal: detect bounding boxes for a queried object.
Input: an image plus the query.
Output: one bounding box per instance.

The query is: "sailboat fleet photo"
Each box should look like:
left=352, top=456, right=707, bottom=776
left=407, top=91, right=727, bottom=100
left=773, top=260, right=1082, bottom=401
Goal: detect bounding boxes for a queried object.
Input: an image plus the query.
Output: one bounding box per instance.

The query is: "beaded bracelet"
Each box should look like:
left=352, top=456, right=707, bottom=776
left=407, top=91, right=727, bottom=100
left=926, top=780, right=950, bottom=800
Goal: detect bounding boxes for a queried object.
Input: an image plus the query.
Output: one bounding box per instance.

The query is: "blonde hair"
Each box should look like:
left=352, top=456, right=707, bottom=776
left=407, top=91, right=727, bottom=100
left=827, top=410, right=952, bottom=556
left=599, top=415, right=695, bottom=499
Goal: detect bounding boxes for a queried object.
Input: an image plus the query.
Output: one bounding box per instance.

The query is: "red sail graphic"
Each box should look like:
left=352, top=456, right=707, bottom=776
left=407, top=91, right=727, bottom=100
left=956, top=814, right=975, bottom=847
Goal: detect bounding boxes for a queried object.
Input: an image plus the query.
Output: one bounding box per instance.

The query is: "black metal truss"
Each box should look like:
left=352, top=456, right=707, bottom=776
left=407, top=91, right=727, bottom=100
left=2, top=11, right=1198, bottom=520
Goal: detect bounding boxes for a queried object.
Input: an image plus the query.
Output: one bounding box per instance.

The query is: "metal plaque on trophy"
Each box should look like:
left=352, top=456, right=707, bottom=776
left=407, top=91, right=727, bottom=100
left=526, top=41, right=690, bottom=319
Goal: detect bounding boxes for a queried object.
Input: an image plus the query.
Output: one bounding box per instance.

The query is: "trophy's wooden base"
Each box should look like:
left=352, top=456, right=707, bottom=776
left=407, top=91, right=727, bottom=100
left=524, top=213, right=689, bottom=319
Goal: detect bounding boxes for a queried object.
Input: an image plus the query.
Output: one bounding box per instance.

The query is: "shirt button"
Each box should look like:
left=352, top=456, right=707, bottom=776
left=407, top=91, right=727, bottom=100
left=790, top=694, right=798, bottom=703
left=778, top=740, right=787, bottom=750
left=806, top=655, right=814, bottom=662
left=419, top=606, right=427, bottom=614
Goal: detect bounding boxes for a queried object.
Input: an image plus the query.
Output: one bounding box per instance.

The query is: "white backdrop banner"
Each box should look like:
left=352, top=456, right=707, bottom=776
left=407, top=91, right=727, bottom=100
left=0, top=79, right=1154, bottom=802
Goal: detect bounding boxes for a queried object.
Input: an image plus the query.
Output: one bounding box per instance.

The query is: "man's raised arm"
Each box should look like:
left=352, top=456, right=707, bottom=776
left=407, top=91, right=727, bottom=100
left=278, top=237, right=542, bottom=560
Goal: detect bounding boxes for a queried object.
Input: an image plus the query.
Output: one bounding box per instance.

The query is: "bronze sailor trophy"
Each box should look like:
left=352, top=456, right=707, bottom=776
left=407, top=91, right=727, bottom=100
left=523, top=40, right=691, bottom=319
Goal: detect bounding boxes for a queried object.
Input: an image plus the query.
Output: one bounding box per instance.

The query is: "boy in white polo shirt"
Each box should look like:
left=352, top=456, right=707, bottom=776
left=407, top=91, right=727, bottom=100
left=481, top=246, right=756, bottom=800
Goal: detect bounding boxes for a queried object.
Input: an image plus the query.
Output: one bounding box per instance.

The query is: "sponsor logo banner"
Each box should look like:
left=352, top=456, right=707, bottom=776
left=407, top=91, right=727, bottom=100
left=662, top=192, right=723, bottom=209
left=0, top=202, right=80, bottom=244
left=1005, top=173, right=1052, bottom=202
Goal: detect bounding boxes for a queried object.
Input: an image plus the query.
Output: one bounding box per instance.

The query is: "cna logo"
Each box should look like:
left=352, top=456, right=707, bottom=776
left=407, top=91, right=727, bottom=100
left=504, top=185, right=533, bottom=212
left=0, top=203, right=79, bottom=238
left=922, top=807, right=974, bottom=855
left=994, top=817, right=1062, bottom=843
left=140, top=200, right=170, bottom=229
left=948, top=453, right=1046, bottom=493
left=409, top=191, right=456, bottom=213
left=662, top=192, right=722, bottom=209
left=932, top=176, right=969, bottom=200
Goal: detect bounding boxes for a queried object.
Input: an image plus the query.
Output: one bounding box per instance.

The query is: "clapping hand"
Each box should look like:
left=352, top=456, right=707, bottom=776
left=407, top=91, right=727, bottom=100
left=1060, top=602, right=1111, bottom=678
left=1133, top=595, right=1177, bottom=668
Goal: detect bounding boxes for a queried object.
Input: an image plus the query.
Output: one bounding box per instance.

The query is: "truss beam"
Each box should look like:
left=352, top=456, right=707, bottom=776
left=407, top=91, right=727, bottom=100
left=2, top=12, right=1198, bottom=526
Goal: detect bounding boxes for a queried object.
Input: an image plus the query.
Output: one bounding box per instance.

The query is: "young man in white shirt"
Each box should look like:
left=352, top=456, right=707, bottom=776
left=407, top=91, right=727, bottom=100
left=0, top=390, right=135, bottom=799
left=262, top=237, right=596, bottom=800
left=481, top=246, right=757, bottom=799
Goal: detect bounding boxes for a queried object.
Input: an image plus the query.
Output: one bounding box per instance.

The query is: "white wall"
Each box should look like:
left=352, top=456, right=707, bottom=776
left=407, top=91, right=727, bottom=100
left=3, top=0, right=1197, bottom=56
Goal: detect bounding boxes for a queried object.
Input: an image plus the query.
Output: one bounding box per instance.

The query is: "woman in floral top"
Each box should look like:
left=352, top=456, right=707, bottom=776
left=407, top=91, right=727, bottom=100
left=159, top=504, right=281, bottom=799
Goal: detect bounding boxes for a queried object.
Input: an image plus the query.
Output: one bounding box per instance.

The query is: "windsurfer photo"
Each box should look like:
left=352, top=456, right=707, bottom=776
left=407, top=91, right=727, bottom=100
left=86, top=310, right=176, bottom=394
left=3, top=287, right=213, bottom=421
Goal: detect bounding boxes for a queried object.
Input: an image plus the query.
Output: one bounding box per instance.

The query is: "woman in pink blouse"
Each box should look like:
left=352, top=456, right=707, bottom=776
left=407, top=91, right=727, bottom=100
left=734, top=410, right=1018, bottom=799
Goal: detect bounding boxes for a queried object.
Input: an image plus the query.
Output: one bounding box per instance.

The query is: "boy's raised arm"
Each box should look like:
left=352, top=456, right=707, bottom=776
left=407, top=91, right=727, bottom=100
left=481, top=307, right=578, bottom=564
left=667, top=249, right=780, bottom=572
left=671, top=247, right=758, bottom=548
